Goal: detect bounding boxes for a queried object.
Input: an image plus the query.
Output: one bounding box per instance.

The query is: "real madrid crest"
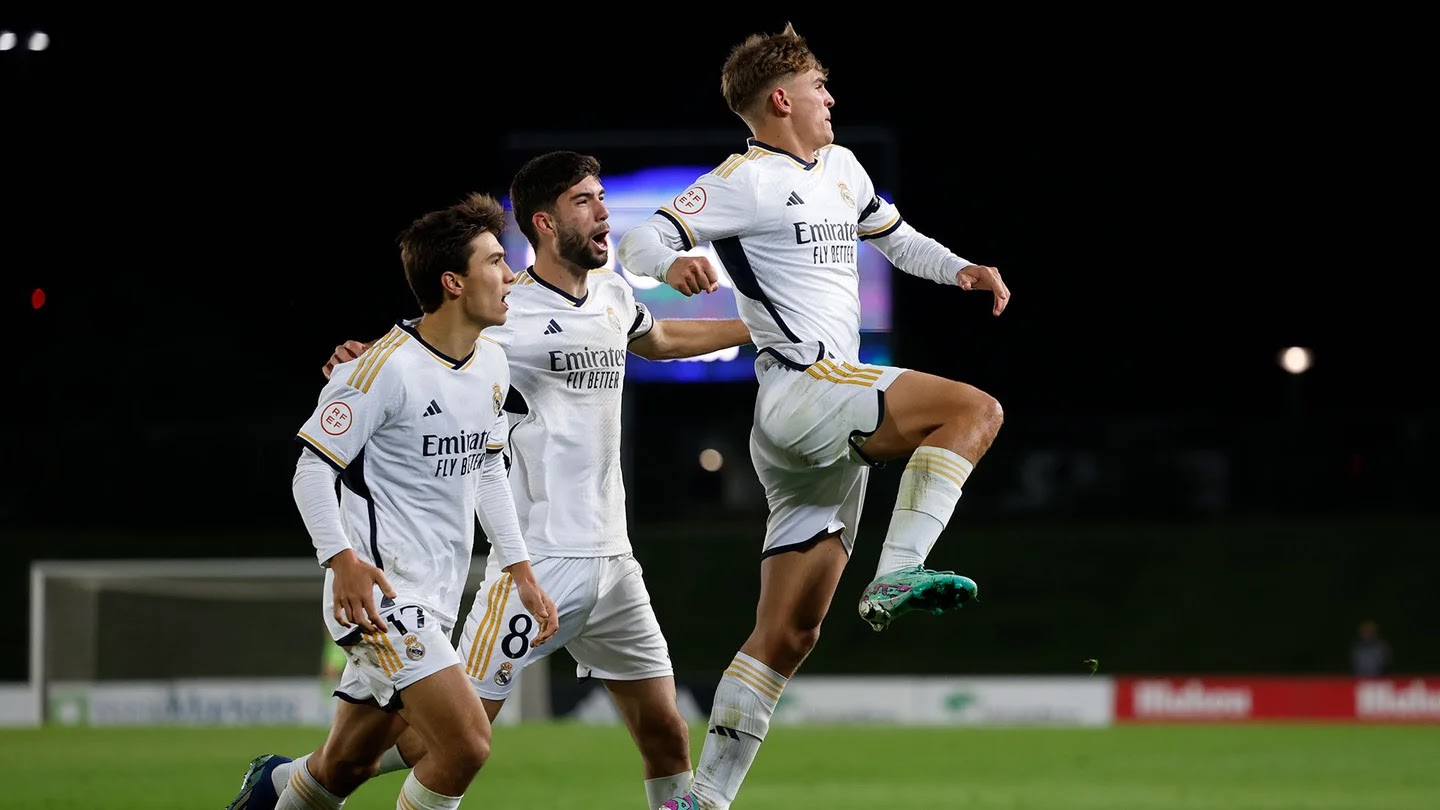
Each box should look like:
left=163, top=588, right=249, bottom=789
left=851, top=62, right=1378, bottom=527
left=838, top=181, right=856, bottom=208
left=495, top=661, right=514, bottom=686
left=606, top=305, right=622, bottom=333
left=492, top=383, right=503, bottom=415
left=404, top=634, right=426, bottom=661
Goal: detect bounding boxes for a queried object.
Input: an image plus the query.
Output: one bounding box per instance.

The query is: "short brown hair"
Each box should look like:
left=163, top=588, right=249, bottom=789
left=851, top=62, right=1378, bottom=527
left=399, top=193, right=506, bottom=313
left=720, top=22, right=827, bottom=123
left=510, top=151, right=602, bottom=249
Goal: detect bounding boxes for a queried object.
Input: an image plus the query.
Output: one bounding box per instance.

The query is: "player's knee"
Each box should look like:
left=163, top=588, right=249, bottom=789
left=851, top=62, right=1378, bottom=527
left=448, top=728, right=492, bottom=774
left=780, top=623, right=822, bottom=661
left=955, top=386, right=1004, bottom=439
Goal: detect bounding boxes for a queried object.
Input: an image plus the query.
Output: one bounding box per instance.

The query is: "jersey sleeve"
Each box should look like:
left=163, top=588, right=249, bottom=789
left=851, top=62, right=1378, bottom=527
left=295, top=359, right=401, bottom=470
left=618, top=279, right=656, bottom=342
left=482, top=344, right=511, bottom=454
left=852, top=153, right=904, bottom=242
left=617, top=160, right=759, bottom=282
left=847, top=148, right=971, bottom=287
left=655, top=164, right=758, bottom=249
left=485, top=409, right=509, bottom=454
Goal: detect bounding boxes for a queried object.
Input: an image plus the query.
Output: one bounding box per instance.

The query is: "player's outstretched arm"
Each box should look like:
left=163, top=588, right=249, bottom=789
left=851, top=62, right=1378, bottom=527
left=867, top=222, right=1011, bottom=316
left=629, top=318, right=751, bottom=361
left=955, top=264, right=1010, bottom=316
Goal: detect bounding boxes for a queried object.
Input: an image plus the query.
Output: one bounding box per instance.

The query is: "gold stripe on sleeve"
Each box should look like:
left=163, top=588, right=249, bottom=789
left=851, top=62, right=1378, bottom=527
left=346, top=327, right=402, bottom=388
left=296, top=433, right=347, bottom=469
left=358, top=335, right=410, bottom=393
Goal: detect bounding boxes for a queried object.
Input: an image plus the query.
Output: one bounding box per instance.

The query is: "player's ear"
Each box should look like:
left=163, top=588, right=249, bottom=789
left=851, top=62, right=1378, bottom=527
left=532, top=211, right=555, bottom=239
left=440, top=270, right=464, bottom=296
left=771, top=87, right=790, bottom=115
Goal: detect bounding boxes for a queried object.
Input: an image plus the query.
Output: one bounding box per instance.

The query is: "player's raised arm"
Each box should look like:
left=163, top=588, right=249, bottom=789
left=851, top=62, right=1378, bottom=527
left=617, top=166, right=758, bottom=297
left=616, top=219, right=717, bottom=297
left=854, top=174, right=1010, bottom=316
left=867, top=220, right=1011, bottom=316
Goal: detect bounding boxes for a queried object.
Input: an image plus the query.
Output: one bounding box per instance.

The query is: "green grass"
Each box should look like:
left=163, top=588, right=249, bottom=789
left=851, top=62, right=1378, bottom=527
left=1, top=723, right=1437, bottom=809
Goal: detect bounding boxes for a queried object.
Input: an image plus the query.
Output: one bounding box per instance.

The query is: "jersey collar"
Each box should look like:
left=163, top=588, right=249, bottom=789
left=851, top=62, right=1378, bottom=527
left=747, top=137, right=819, bottom=170
left=398, top=318, right=475, bottom=369
left=525, top=264, right=588, bottom=307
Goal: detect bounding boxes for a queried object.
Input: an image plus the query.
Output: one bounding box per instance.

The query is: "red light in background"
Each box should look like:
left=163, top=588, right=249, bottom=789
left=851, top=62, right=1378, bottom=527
left=32, top=288, right=46, bottom=310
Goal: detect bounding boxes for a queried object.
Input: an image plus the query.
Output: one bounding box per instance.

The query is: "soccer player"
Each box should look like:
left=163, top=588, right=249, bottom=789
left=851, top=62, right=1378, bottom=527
left=615, top=23, right=1010, bottom=809
left=235, top=151, right=751, bottom=810
left=232, top=193, right=559, bottom=810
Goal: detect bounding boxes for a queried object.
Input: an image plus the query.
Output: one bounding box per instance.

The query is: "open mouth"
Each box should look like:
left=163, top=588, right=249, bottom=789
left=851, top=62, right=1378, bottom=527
left=591, top=230, right=610, bottom=250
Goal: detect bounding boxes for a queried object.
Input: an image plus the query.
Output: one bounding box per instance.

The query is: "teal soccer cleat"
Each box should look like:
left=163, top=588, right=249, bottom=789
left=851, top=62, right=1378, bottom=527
left=224, top=753, right=290, bottom=810
left=858, top=565, right=978, bottom=631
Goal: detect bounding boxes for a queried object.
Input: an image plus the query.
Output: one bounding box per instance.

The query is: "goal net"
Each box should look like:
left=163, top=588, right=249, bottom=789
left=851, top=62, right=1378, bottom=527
left=29, top=558, right=548, bottom=726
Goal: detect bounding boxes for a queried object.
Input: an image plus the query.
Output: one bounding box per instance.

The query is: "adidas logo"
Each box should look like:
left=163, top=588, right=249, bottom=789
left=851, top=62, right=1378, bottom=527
left=708, top=725, right=740, bottom=739
left=422, top=399, right=443, bottom=417
left=542, top=319, right=563, bottom=335
left=784, top=191, right=805, bottom=206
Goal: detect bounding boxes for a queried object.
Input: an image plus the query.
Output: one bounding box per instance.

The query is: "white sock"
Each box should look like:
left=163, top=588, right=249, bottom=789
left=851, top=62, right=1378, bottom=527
left=875, top=445, right=972, bottom=576
left=396, top=771, right=462, bottom=810
left=377, top=745, right=411, bottom=776
left=690, top=652, right=787, bottom=808
left=644, top=771, right=693, bottom=808
left=275, top=754, right=345, bottom=809
left=271, top=758, right=294, bottom=796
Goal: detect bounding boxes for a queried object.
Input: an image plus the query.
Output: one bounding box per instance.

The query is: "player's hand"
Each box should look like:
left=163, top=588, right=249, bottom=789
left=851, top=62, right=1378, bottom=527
left=664, top=256, right=720, bottom=297
left=956, top=264, right=1010, bottom=316
left=506, top=566, right=558, bottom=648
left=328, top=549, right=397, bottom=634
left=322, top=340, right=372, bottom=380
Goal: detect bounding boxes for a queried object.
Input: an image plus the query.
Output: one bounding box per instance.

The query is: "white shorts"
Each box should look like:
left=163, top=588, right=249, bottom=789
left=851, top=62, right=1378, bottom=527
left=750, top=355, right=907, bottom=556
left=456, top=553, right=672, bottom=701
left=331, top=606, right=461, bottom=711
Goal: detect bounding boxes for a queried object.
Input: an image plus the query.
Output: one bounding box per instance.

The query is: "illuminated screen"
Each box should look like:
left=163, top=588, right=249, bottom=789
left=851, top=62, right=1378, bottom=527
left=503, top=165, right=893, bottom=382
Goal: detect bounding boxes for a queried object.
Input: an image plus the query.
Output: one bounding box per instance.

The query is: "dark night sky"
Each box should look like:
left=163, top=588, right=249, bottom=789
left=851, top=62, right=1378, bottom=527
left=3, top=16, right=1431, bottom=527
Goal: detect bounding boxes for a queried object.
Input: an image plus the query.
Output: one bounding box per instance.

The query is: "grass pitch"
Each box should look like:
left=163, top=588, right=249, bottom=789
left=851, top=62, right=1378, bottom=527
left=1, top=722, right=1436, bottom=809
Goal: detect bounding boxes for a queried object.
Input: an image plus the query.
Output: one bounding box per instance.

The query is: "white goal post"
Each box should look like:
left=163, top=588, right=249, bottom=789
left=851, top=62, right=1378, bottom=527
left=29, top=558, right=549, bottom=726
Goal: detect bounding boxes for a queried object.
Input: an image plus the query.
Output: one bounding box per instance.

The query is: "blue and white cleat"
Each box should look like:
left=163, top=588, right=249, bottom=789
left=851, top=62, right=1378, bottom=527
left=224, top=753, right=291, bottom=810
left=858, top=565, right=978, bottom=631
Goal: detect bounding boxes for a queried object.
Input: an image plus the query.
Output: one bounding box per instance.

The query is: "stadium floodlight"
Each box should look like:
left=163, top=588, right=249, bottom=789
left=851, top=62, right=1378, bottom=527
left=699, top=448, right=725, bottom=472
left=1, top=31, right=16, bottom=51
left=28, top=31, right=49, bottom=51
left=1278, top=346, right=1313, bottom=375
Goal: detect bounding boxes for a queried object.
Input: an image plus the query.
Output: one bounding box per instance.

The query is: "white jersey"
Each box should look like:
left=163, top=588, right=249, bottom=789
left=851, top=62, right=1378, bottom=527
left=296, top=320, right=510, bottom=635
left=484, top=267, right=654, bottom=558
left=618, top=139, right=973, bottom=368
